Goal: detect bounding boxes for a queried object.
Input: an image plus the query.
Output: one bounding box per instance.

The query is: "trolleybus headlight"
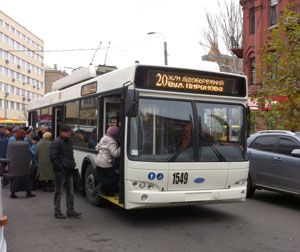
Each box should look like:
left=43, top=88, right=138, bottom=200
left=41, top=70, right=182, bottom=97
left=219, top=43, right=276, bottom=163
left=139, top=182, right=146, bottom=189
left=148, top=184, right=153, bottom=190
left=235, top=179, right=246, bottom=187
left=141, top=194, right=148, bottom=201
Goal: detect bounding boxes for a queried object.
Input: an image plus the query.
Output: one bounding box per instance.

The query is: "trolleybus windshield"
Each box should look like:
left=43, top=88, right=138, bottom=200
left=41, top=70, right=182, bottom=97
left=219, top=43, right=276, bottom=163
left=129, top=98, right=246, bottom=162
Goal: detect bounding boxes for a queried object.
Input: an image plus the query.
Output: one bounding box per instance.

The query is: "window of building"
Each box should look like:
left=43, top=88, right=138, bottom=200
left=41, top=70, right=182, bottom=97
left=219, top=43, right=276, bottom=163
left=10, top=101, right=15, bottom=110
left=250, top=8, right=255, bottom=34
left=0, top=99, right=2, bottom=108
left=4, top=67, right=8, bottom=76
left=4, top=51, right=8, bottom=60
left=10, top=53, right=14, bottom=63
left=250, top=58, right=256, bottom=85
left=10, top=70, right=15, bottom=79
left=270, top=0, right=278, bottom=26
left=5, top=23, right=9, bottom=30
left=16, top=87, right=20, bottom=96
left=9, top=38, right=14, bottom=48
left=16, top=102, right=20, bottom=110
left=0, top=32, right=2, bottom=42
left=10, top=85, right=14, bottom=94
left=4, top=35, right=8, bottom=44
left=22, top=104, right=25, bottom=111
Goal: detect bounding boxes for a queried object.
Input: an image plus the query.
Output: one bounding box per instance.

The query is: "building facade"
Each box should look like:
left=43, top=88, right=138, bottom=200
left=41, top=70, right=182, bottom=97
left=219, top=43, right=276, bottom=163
left=239, top=0, right=300, bottom=96
left=0, top=11, right=44, bottom=122
left=202, top=43, right=243, bottom=74
left=44, top=64, right=68, bottom=94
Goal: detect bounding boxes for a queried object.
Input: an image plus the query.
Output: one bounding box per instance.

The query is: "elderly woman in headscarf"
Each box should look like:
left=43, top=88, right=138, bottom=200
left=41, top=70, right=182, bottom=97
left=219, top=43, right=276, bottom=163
left=35, top=132, right=55, bottom=192
left=94, top=126, right=120, bottom=196
left=9, top=129, right=36, bottom=199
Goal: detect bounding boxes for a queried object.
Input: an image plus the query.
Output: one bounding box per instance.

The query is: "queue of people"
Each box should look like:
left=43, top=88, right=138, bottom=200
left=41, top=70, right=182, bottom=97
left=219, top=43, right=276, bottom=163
left=0, top=123, right=121, bottom=219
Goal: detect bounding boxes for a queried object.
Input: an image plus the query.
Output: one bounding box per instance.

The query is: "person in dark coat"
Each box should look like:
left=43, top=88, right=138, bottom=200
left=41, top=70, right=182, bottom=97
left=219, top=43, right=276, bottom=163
left=35, top=132, right=54, bottom=192
left=9, top=129, right=36, bottom=199
left=50, top=124, right=81, bottom=219
left=30, top=134, right=40, bottom=190
left=0, top=130, right=8, bottom=186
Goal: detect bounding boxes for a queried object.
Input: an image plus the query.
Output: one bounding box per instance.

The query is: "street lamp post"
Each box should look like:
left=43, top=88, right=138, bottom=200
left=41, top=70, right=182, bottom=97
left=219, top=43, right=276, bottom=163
left=147, top=32, right=168, bottom=65
left=4, top=91, right=9, bottom=120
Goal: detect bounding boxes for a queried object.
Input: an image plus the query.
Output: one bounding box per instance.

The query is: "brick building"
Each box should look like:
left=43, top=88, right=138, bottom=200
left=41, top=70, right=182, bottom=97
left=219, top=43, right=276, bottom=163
left=0, top=11, right=44, bottom=122
left=239, top=0, right=300, bottom=96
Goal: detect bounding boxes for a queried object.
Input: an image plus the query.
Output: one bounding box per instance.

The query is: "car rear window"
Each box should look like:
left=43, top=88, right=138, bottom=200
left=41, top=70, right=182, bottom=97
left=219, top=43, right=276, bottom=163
left=277, top=137, right=300, bottom=155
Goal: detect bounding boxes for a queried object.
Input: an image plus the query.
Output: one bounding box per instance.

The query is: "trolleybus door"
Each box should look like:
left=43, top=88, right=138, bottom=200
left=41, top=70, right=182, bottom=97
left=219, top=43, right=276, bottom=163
left=102, top=97, right=121, bottom=135
left=52, top=106, right=63, bottom=138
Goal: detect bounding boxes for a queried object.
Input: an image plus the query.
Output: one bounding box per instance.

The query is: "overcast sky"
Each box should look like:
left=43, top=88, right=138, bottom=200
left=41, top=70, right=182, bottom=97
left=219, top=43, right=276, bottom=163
left=1, top=0, right=233, bottom=72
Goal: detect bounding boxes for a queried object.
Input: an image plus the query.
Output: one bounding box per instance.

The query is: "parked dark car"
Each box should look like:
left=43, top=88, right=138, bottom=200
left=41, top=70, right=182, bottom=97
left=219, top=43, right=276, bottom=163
left=247, top=130, right=300, bottom=197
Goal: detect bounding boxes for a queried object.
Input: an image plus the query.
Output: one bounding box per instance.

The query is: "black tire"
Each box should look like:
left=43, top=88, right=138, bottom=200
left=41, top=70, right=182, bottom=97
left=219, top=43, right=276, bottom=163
left=246, top=176, right=255, bottom=198
left=84, top=164, right=107, bottom=207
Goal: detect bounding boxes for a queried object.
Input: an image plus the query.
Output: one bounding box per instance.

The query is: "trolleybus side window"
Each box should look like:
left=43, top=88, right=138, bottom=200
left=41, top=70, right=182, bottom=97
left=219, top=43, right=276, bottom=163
left=64, top=101, right=80, bottom=145
left=79, top=97, right=98, bottom=149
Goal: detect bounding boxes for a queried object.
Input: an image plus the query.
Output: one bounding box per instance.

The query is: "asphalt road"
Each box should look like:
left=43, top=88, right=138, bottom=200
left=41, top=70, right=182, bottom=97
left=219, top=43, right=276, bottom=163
left=3, top=186, right=300, bottom=252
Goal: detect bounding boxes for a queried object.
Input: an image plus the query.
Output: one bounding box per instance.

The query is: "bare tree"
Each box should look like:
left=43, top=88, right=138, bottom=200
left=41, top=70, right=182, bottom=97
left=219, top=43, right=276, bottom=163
left=199, top=0, right=243, bottom=73
left=199, top=12, right=220, bottom=57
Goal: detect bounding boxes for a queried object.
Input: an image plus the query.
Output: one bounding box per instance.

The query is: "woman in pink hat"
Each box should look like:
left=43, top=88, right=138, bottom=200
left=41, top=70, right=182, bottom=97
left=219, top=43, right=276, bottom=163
left=94, top=126, right=120, bottom=196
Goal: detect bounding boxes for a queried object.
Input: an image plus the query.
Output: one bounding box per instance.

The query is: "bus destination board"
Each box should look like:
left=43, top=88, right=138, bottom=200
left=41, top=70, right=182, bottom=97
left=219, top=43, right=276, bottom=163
left=134, top=67, right=246, bottom=97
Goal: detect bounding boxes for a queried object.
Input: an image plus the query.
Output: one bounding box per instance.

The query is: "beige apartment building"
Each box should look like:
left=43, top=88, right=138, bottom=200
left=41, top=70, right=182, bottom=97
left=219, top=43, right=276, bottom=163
left=0, top=10, right=44, bottom=123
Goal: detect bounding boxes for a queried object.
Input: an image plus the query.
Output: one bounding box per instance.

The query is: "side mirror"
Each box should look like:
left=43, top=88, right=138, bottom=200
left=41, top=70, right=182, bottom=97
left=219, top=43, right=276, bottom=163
left=125, top=89, right=139, bottom=117
left=291, top=149, right=300, bottom=158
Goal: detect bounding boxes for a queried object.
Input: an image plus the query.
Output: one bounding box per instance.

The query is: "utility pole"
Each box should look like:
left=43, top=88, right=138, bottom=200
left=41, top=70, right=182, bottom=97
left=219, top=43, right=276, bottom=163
left=4, top=91, right=9, bottom=120
left=147, top=32, right=168, bottom=65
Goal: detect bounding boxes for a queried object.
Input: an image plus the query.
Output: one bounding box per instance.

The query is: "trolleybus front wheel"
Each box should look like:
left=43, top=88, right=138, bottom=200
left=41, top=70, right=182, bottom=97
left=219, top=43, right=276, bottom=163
left=84, top=164, right=107, bottom=207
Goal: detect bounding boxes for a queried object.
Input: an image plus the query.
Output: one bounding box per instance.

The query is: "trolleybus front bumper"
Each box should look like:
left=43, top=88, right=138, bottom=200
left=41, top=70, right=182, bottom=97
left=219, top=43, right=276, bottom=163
left=125, top=186, right=246, bottom=209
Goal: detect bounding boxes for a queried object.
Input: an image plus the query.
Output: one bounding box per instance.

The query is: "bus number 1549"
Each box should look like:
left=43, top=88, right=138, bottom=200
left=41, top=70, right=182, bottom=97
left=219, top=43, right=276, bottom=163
left=173, top=172, right=188, bottom=184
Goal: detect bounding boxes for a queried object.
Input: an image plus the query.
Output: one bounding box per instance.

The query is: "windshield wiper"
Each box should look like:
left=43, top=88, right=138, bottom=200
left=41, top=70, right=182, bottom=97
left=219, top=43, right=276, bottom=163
left=207, top=143, right=227, bottom=162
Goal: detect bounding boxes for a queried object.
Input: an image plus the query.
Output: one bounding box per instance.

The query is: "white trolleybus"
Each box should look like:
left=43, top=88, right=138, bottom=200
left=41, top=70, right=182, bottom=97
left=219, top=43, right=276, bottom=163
left=28, top=64, right=249, bottom=210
